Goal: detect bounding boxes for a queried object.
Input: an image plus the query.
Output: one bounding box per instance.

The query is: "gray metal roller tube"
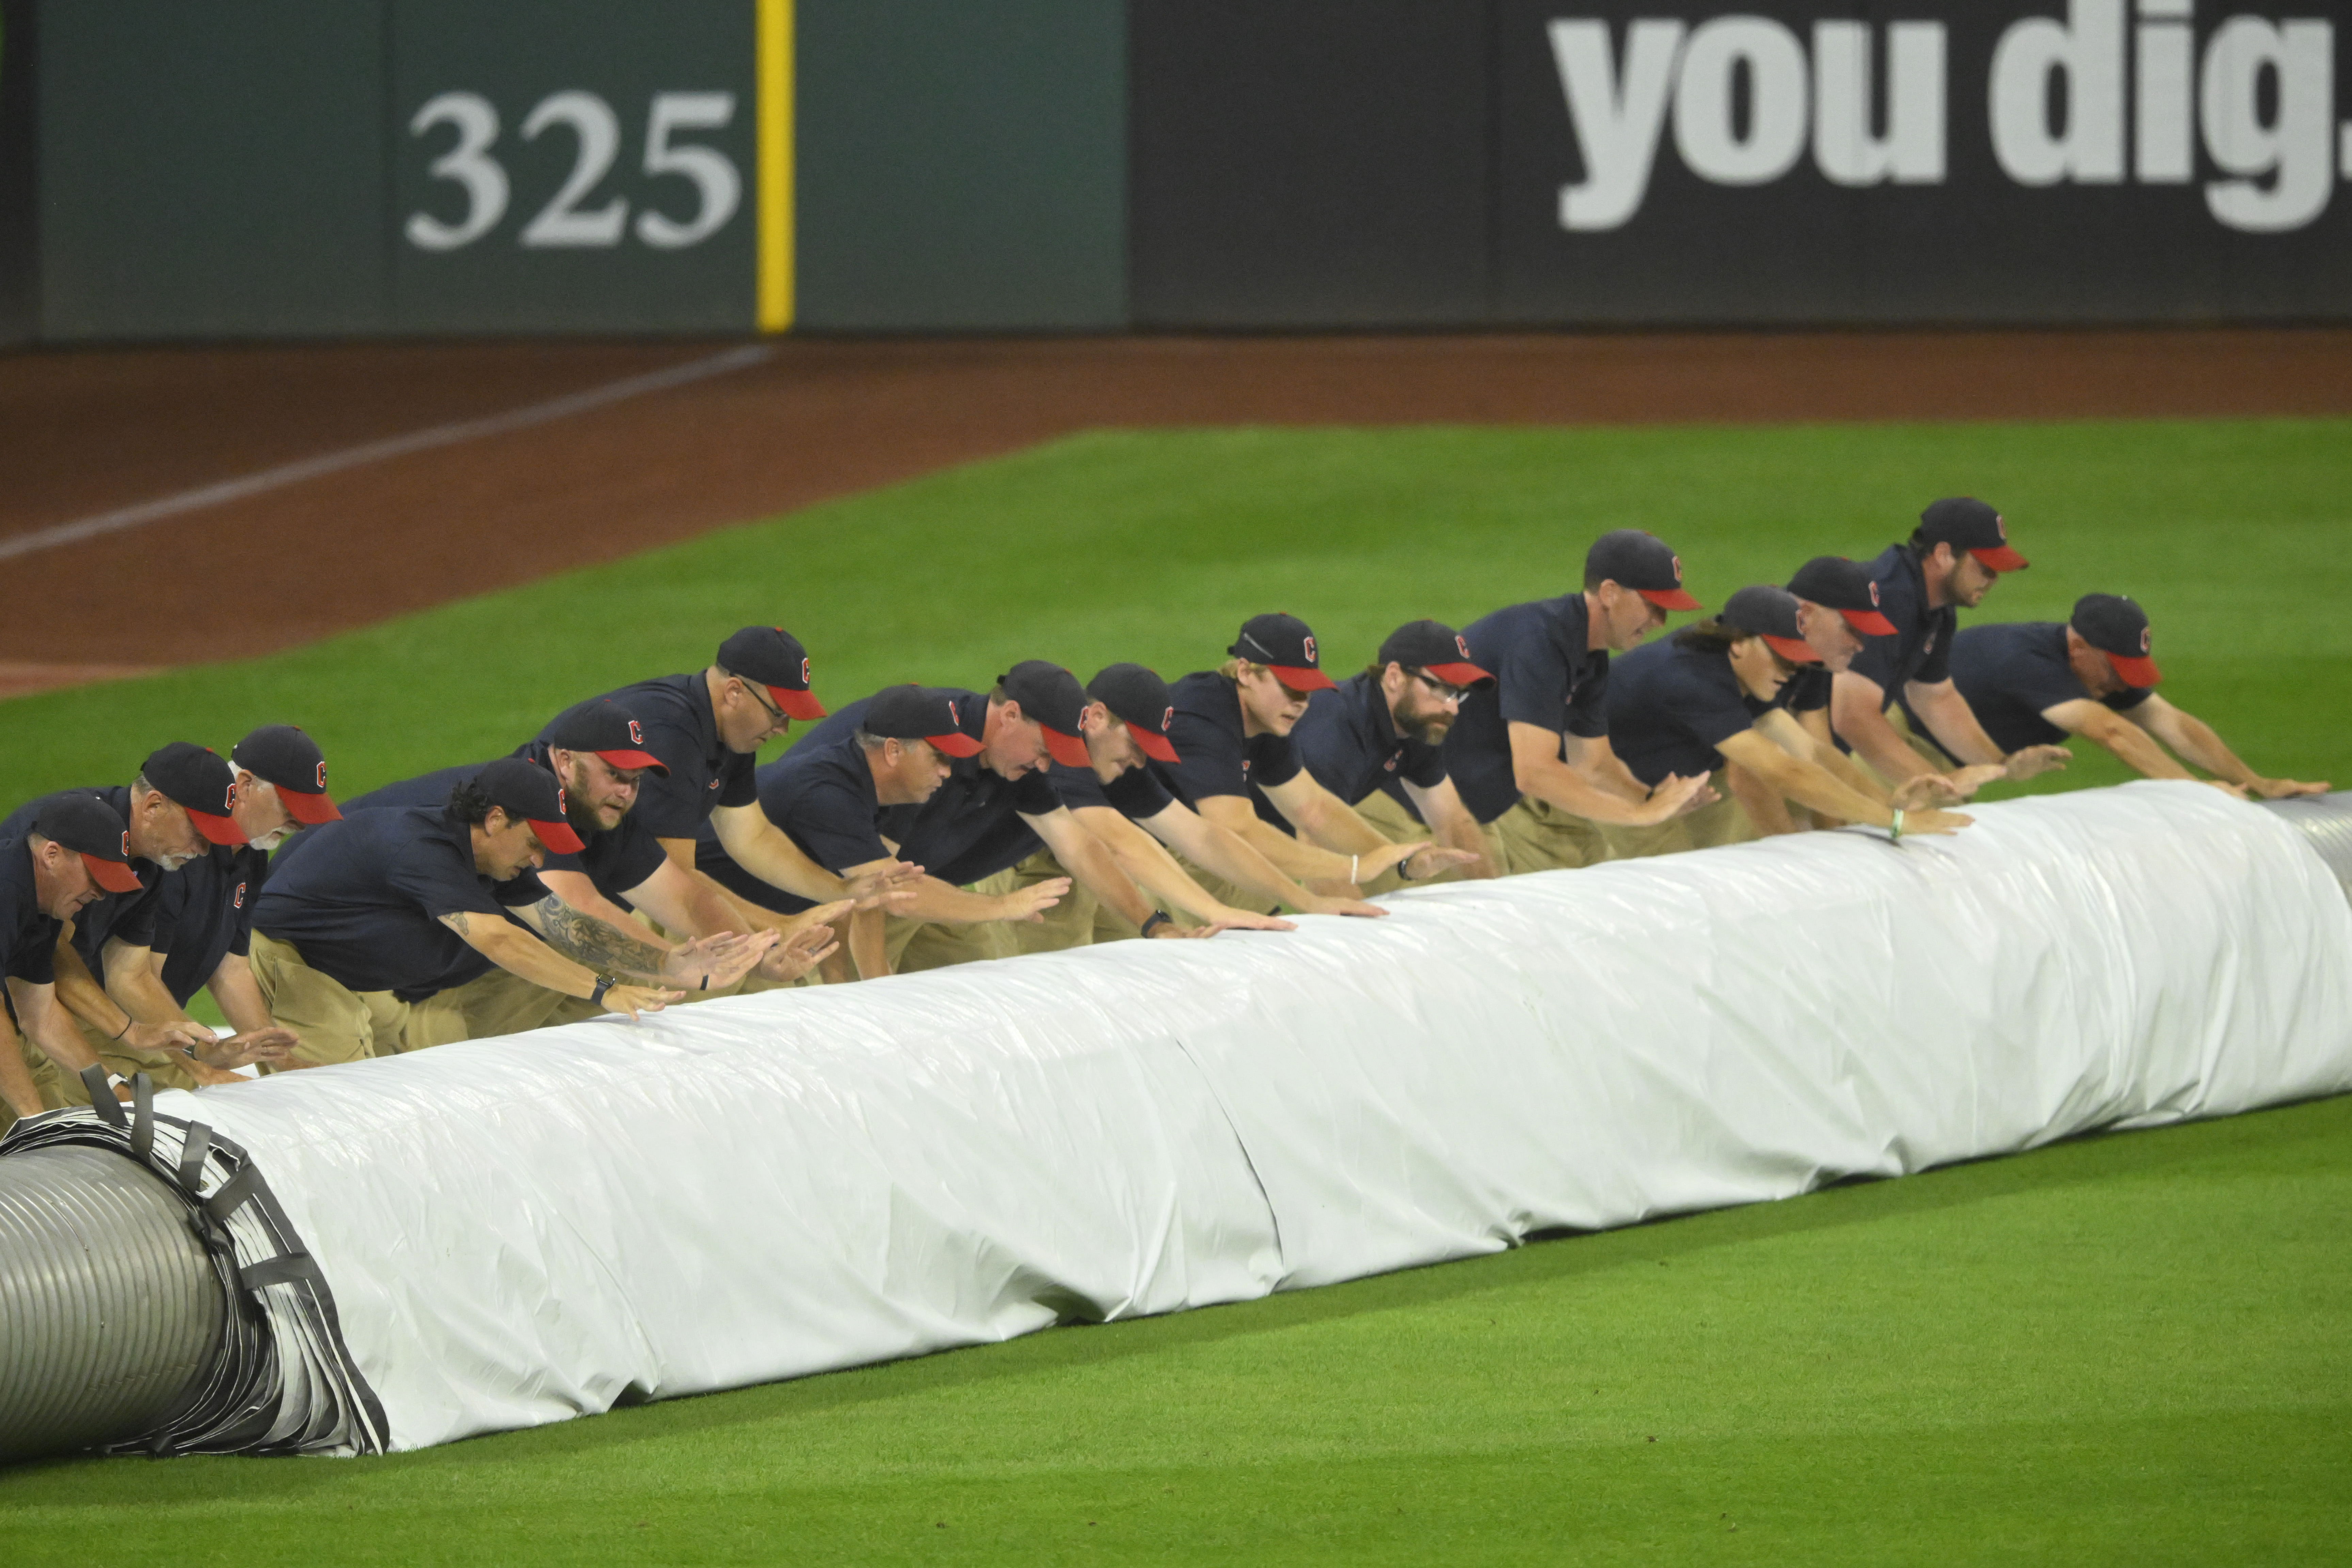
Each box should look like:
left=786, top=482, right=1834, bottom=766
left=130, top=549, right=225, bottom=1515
left=0, top=790, right=2345, bottom=1466
left=0, top=1143, right=227, bottom=1462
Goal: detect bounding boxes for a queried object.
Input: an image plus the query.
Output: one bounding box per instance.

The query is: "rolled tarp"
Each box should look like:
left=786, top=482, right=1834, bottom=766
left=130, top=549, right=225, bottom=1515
left=4, top=782, right=2349, bottom=1457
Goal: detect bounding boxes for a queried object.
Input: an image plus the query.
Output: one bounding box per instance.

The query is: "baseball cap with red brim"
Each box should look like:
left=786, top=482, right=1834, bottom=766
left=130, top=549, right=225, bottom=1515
left=35, top=791, right=144, bottom=894
left=1919, top=497, right=2028, bottom=572
left=1587, top=530, right=1702, bottom=611
left=997, top=660, right=1093, bottom=768
left=1721, top=586, right=1823, bottom=664
left=1230, top=613, right=1337, bottom=692
left=1786, top=556, right=1900, bottom=637
left=232, top=724, right=342, bottom=823
left=864, top=685, right=985, bottom=758
left=475, top=756, right=587, bottom=854
left=1378, top=619, right=1494, bottom=688
left=2071, top=593, right=2162, bottom=687
left=1087, top=664, right=1182, bottom=764
left=543, top=699, right=670, bottom=774
left=142, top=742, right=247, bottom=846
left=720, top=625, right=828, bottom=721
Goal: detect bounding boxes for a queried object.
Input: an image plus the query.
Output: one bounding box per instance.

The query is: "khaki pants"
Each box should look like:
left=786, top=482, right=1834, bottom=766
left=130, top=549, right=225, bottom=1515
left=1486, top=795, right=1613, bottom=875
left=249, top=932, right=569, bottom=1067
left=1601, top=778, right=1760, bottom=860
left=990, top=851, right=1108, bottom=956
left=1854, top=707, right=1961, bottom=793
left=883, top=908, right=1011, bottom=974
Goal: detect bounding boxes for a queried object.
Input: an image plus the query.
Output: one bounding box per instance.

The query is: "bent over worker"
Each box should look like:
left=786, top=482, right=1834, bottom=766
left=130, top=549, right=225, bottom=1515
left=0, top=794, right=147, bottom=1127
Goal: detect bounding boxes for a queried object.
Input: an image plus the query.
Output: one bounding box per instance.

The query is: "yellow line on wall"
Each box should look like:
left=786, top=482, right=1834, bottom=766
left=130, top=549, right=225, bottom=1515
left=756, top=0, right=794, bottom=332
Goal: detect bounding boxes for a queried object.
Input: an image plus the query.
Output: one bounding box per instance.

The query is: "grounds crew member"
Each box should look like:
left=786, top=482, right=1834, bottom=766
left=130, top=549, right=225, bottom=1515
left=345, top=699, right=832, bottom=995
left=0, top=794, right=147, bottom=1127
left=249, top=758, right=757, bottom=1065
left=1440, top=531, right=1718, bottom=873
left=752, top=661, right=1213, bottom=973
left=1148, top=614, right=1479, bottom=907
left=993, top=662, right=1377, bottom=952
left=1830, top=498, right=2070, bottom=796
left=1282, top=619, right=1498, bottom=882
left=1606, top=587, right=1975, bottom=854
left=76, top=725, right=335, bottom=1092
left=699, top=684, right=1070, bottom=975
left=1949, top=593, right=2329, bottom=799
left=0, top=743, right=274, bottom=1105
left=560, top=626, right=918, bottom=950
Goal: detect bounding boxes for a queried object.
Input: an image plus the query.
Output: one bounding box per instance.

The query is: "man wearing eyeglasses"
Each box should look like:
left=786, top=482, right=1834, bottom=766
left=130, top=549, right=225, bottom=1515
left=555, top=626, right=918, bottom=959
left=1280, top=619, right=1500, bottom=884
left=1148, top=614, right=1480, bottom=912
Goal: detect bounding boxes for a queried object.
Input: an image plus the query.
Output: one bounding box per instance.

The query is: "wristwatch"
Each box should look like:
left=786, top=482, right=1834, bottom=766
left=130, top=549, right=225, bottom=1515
left=589, top=974, right=617, bottom=1006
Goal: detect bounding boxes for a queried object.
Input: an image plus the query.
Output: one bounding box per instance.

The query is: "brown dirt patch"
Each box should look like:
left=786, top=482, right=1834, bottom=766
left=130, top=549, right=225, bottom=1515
left=4, top=328, right=2349, bottom=677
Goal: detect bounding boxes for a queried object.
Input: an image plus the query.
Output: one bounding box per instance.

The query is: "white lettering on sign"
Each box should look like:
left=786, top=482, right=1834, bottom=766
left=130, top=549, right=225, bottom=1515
left=1549, top=8, right=2341, bottom=235
left=406, top=90, right=742, bottom=253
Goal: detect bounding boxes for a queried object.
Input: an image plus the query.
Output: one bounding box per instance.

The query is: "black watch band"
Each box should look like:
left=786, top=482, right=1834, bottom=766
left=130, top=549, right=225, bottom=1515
left=590, top=974, right=617, bottom=1006
left=1138, top=911, right=1171, bottom=938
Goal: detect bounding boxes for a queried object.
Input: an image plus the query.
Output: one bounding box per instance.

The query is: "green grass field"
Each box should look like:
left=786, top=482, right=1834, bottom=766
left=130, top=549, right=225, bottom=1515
left=3, top=418, right=2348, bottom=1562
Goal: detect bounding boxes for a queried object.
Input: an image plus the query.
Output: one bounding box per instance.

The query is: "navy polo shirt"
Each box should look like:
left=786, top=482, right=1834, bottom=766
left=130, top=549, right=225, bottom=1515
left=1442, top=595, right=1612, bottom=824
left=1153, top=671, right=1304, bottom=813
left=1292, top=672, right=1448, bottom=806
left=251, top=805, right=549, bottom=1002
left=0, top=833, right=64, bottom=987
left=1605, top=636, right=1777, bottom=788
left=545, top=673, right=756, bottom=842
left=1777, top=664, right=1832, bottom=716
left=143, top=843, right=273, bottom=1006
left=343, top=741, right=668, bottom=907
left=1950, top=622, right=2150, bottom=753
left=0, top=787, right=158, bottom=984
left=697, top=711, right=898, bottom=916
left=1847, top=544, right=1955, bottom=699
left=1047, top=758, right=1179, bottom=821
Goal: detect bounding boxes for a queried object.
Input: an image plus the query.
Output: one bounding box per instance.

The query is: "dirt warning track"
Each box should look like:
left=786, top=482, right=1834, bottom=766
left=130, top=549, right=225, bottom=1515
left=4, top=328, right=2349, bottom=679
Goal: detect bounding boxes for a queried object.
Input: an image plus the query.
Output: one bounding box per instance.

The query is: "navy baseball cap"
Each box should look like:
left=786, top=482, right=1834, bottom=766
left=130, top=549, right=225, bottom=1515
left=232, top=724, right=342, bottom=824
left=864, top=686, right=985, bottom=757
left=1087, top=664, right=1181, bottom=764
left=33, top=792, right=144, bottom=894
left=1586, top=530, right=1702, bottom=611
left=1721, top=586, right=1822, bottom=665
left=544, top=699, right=670, bottom=775
left=996, top=660, right=1092, bottom=768
left=141, top=742, right=247, bottom=846
left=1786, top=556, right=1899, bottom=637
left=1229, top=613, right=1336, bottom=692
left=2071, top=594, right=2161, bottom=687
left=1918, top=498, right=2028, bottom=572
left=1378, top=619, right=1493, bottom=688
left=474, top=756, right=586, bottom=854
left=719, top=626, right=827, bottom=721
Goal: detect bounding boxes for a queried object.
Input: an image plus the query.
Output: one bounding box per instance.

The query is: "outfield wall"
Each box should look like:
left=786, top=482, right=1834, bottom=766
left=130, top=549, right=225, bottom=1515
left=8, top=0, right=2350, bottom=339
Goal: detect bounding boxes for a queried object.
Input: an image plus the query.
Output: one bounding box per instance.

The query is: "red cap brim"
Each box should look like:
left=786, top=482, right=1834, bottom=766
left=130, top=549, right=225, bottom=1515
left=2106, top=653, right=2162, bottom=688
left=1423, top=660, right=1494, bottom=688
left=1639, top=587, right=1703, bottom=611
left=593, top=749, right=670, bottom=776
left=1267, top=665, right=1337, bottom=693
left=280, top=788, right=341, bottom=824
left=769, top=686, right=828, bottom=721
left=529, top=817, right=588, bottom=855
left=1970, top=545, right=2029, bottom=572
left=1841, top=608, right=1899, bottom=637
left=1129, top=724, right=1181, bottom=764
left=1763, top=634, right=1824, bottom=665
left=81, top=853, right=144, bottom=894
left=925, top=731, right=984, bottom=759
left=186, top=808, right=249, bottom=846
left=1040, top=726, right=1092, bottom=769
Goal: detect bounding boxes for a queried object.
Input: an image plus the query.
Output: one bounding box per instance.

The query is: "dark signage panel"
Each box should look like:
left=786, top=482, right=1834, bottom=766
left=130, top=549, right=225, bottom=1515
left=1492, top=0, right=2350, bottom=324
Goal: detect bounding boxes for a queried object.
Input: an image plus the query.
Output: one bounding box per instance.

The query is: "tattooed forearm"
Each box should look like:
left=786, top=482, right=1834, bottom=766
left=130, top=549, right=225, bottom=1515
left=528, top=896, right=668, bottom=980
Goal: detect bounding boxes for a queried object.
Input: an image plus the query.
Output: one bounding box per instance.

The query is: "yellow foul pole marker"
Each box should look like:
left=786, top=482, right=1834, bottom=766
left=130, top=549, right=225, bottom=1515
left=756, top=0, right=794, bottom=332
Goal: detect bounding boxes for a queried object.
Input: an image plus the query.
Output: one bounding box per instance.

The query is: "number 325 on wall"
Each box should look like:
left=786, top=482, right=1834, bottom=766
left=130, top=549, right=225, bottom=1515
left=406, top=90, right=741, bottom=252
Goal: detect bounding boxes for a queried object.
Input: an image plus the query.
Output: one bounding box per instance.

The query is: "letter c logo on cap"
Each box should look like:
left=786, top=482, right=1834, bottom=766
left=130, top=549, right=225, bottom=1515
left=800, top=657, right=812, bottom=685
left=120, top=831, right=130, bottom=857
left=1868, top=581, right=1881, bottom=607
left=1456, top=635, right=1471, bottom=658
left=555, top=785, right=567, bottom=816
left=233, top=881, right=246, bottom=910
left=1671, top=555, right=1684, bottom=583
left=1162, top=706, right=1173, bottom=732
left=1302, top=635, right=1318, bottom=665
left=316, top=760, right=328, bottom=788
left=627, top=719, right=644, bottom=745
left=2141, top=627, right=2151, bottom=653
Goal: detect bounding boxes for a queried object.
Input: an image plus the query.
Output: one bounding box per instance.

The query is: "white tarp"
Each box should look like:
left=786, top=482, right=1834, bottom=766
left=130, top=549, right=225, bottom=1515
left=157, top=783, right=2352, bottom=1452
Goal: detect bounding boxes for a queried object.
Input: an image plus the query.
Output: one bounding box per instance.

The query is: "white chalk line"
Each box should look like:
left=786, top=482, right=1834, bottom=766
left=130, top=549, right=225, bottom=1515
left=0, top=342, right=773, bottom=564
